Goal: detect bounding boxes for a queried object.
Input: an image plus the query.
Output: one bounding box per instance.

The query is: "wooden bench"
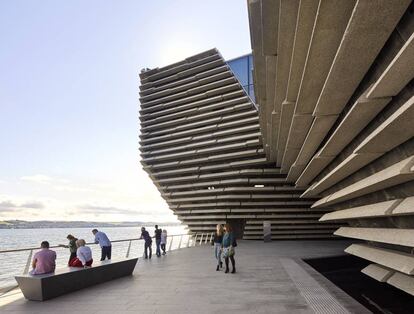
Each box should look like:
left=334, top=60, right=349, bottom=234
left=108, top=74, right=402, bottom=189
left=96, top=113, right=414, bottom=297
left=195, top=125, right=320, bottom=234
left=15, top=257, right=138, bottom=301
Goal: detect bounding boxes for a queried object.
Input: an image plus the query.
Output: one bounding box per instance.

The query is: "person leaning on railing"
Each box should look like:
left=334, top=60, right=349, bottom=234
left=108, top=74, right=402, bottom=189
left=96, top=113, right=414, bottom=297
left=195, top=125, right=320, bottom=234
left=92, top=229, right=112, bottom=261
left=140, top=227, right=152, bottom=259
left=58, top=234, right=78, bottom=265
left=69, top=239, right=93, bottom=268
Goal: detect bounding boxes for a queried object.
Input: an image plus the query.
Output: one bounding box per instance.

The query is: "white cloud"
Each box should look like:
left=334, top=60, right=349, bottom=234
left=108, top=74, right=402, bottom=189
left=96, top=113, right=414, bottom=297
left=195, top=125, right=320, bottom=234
left=1, top=171, right=177, bottom=223
left=0, top=200, right=45, bottom=213
left=20, top=174, right=54, bottom=184
left=77, top=204, right=145, bottom=216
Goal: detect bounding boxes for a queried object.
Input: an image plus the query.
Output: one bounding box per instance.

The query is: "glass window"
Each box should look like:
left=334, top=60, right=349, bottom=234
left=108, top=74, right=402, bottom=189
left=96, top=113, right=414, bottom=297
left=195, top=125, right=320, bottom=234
left=228, top=56, right=249, bottom=87
left=227, top=54, right=256, bottom=104
left=248, top=55, right=254, bottom=86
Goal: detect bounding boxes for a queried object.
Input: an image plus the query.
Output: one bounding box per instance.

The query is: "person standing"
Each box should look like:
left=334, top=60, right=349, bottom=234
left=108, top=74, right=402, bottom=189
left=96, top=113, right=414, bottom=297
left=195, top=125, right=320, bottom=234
left=154, top=225, right=162, bottom=257
left=140, top=227, right=152, bottom=259
left=66, top=234, right=78, bottom=265
left=92, top=229, right=111, bottom=261
left=30, top=241, right=56, bottom=275
left=212, top=224, right=224, bottom=271
left=161, top=229, right=167, bottom=255
left=222, top=223, right=236, bottom=274
left=69, top=239, right=93, bottom=268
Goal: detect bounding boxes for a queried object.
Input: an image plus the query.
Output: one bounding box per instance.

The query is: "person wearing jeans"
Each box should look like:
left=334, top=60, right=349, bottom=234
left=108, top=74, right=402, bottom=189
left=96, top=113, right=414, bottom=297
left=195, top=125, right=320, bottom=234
left=212, top=224, right=224, bottom=271
left=92, top=229, right=112, bottom=261
left=154, top=225, right=162, bottom=257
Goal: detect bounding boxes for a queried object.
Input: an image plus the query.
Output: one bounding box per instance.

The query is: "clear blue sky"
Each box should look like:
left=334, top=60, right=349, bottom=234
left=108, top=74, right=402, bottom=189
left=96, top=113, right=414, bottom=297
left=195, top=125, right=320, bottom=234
left=0, top=0, right=251, bottom=222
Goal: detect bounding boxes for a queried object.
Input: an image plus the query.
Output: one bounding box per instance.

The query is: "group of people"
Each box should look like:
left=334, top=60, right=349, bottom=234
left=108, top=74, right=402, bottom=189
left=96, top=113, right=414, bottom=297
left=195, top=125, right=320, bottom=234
left=29, top=229, right=112, bottom=275
left=30, top=224, right=235, bottom=276
left=139, top=225, right=168, bottom=259
left=212, top=223, right=236, bottom=274
left=29, top=226, right=169, bottom=275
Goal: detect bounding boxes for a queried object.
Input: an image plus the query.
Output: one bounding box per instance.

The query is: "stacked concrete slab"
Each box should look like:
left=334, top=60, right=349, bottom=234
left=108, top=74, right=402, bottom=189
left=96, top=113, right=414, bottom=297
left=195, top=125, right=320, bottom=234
left=139, top=49, right=339, bottom=240
left=248, top=0, right=414, bottom=295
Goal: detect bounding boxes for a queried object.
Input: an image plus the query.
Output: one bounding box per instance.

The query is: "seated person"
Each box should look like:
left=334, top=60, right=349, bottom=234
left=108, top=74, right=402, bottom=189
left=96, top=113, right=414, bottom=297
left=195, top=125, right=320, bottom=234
left=69, top=239, right=93, bottom=268
left=30, top=241, right=56, bottom=275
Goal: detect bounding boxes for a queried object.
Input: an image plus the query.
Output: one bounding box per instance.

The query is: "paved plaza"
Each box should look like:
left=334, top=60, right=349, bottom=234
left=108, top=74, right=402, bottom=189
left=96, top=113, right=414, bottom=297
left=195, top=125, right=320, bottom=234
left=0, top=240, right=370, bottom=314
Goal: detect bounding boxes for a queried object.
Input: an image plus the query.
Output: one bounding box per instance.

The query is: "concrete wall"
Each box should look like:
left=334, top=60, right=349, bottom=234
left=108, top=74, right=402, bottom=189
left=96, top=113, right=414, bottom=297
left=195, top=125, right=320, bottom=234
left=248, top=0, right=414, bottom=295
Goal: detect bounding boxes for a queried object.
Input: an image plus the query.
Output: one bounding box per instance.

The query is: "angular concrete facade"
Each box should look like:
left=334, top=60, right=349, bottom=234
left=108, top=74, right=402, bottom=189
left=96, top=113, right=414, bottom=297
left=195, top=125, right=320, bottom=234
left=139, top=49, right=340, bottom=240
left=248, top=0, right=414, bottom=295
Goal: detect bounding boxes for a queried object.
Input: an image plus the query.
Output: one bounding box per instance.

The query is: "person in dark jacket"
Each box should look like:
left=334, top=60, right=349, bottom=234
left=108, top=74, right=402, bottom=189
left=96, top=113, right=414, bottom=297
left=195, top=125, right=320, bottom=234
left=65, top=234, right=78, bottom=265
left=154, top=225, right=162, bottom=257
left=140, top=227, right=152, bottom=259
left=212, top=224, right=224, bottom=271
left=222, top=223, right=236, bottom=274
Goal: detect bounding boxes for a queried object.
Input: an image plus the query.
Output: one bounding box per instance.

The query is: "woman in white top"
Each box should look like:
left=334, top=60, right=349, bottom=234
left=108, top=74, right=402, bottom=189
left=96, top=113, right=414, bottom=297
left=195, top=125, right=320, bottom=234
left=69, top=239, right=93, bottom=268
left=160, top=230, right=167, bottom=255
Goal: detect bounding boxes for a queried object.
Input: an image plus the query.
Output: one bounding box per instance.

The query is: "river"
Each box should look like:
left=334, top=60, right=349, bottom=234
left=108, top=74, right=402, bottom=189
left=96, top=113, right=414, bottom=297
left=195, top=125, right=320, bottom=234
left=0, top=225, right=188, bottom=291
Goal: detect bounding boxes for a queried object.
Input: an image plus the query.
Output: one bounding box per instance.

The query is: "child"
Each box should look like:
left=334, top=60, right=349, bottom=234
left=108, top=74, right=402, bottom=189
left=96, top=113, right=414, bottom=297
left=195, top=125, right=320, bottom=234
left=161, top=229, right=167, bottom=255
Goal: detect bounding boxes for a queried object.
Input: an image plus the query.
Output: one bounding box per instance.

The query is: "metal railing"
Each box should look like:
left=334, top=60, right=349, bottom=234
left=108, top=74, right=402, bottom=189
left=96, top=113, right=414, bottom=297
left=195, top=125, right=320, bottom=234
left=0, top=232, right=214, bottom=280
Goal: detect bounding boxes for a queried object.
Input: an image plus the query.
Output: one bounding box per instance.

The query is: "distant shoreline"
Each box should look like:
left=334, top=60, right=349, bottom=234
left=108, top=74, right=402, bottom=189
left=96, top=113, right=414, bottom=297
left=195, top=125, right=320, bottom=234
left=0, top=220, right=181, bottom=229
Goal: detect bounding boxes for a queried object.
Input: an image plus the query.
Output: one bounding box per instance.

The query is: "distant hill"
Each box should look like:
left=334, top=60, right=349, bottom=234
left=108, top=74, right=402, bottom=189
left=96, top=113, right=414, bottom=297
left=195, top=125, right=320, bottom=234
left=0, top=220, right=181, bottom=229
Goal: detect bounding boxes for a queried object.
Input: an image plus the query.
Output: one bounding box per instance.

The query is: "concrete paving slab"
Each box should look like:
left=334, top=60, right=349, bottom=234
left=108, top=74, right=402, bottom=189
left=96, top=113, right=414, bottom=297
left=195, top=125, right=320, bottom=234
left=0, top=241, right=368, bottom=314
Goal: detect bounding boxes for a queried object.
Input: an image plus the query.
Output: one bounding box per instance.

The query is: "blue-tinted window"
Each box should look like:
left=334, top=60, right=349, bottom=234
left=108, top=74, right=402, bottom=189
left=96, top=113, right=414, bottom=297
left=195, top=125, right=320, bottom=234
left=228, top=57, right=249, bottom=86
left=227, top=54, right=255, bottom=104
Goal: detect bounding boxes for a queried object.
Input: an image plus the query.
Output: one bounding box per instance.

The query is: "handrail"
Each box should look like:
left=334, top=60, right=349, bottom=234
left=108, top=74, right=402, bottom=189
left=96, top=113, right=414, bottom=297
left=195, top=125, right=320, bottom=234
left=0, top=233, right=192, bottom=254
left=0, top=231, right=214, bottom=291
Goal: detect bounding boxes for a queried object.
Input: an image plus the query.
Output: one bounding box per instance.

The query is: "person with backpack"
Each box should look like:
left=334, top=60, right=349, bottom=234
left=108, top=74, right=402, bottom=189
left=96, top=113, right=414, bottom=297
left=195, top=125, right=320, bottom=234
left=222, top=223, right=236, bottom=274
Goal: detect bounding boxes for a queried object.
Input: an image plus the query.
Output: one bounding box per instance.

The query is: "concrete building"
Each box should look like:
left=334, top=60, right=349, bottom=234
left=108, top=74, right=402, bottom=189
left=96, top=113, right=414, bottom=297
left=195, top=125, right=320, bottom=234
left=139, top=50, right=341, bottom=240
left=139, top=0, right=414, bottom=297
left=248, top=0, right=414, bottom=296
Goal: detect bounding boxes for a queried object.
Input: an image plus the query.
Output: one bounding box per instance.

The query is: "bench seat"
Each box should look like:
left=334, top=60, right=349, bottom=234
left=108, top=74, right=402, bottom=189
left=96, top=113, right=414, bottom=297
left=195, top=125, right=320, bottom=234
left=15, top=257, right=138, bottom=301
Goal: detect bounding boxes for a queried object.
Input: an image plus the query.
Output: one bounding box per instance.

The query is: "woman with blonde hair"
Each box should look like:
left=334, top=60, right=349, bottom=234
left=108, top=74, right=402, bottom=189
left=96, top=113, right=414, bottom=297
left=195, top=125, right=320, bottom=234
left=212, top=224, right=224, bottom=271
left=222, top=223, right=236, bottom=273
left=69, top=239, right=93, bottom=268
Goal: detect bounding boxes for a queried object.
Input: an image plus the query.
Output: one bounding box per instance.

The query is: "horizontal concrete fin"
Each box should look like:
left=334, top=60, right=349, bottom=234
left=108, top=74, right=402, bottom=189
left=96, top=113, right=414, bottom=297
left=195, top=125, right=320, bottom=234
left=312, top=155, right=414, bottom=208
left=345, top=243, right=414, bottom=275
left=337, top=227, right=414, bottom=247
left=361, top=264, right=395, bottom=282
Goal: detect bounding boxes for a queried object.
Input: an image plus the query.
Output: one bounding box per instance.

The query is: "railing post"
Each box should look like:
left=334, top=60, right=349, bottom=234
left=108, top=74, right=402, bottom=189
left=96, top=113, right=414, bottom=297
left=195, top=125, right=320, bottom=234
left=178, top=235, right=183, bottom=249
left=126, top=240, right=132, bottom=258
left=168, top=235, right=173, bottom=251
left=200, top=233, right=204, bottom=245
left=205, top=233, right=209, bottom=244
left=186, top=234, right=191, bottom=248
left=23, top=249, right=33, bottom=274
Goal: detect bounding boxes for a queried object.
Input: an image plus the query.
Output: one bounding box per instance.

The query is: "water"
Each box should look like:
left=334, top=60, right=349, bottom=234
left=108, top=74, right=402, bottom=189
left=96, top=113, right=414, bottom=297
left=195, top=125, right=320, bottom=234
left=0, top=225, right=188, bottom=291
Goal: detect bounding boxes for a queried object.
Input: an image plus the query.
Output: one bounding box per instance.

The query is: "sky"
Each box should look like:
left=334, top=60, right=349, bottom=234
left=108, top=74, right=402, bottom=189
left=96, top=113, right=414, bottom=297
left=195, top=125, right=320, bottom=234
left=0, top=1, right=251, bottom=222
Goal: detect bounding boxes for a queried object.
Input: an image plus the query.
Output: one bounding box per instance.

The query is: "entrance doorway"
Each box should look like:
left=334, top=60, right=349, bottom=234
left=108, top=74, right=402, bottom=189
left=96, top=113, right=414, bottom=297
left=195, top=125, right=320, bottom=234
left=226, top=219, right=246, bottom=239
